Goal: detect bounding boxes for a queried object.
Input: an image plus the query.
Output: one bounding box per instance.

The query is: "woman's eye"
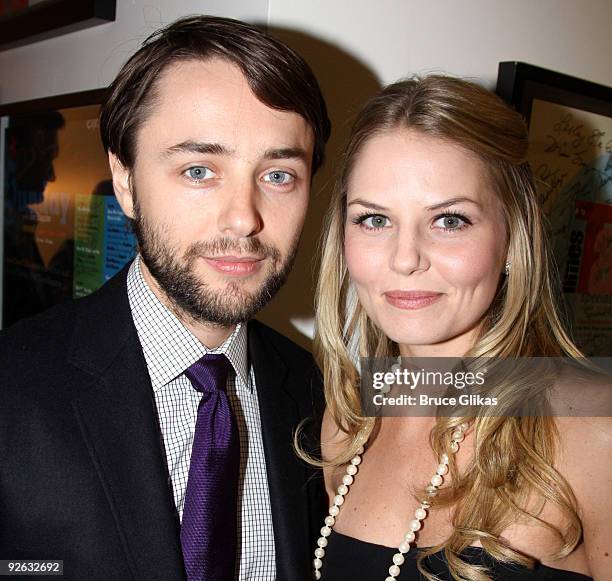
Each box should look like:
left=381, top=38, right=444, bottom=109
left=184, top=166, right=215, bottom=181
left=434, top=213, right=470, bottom=231
left=263, top=170, right=295, bottom=185
left=353, top=214, right=390, bottom=230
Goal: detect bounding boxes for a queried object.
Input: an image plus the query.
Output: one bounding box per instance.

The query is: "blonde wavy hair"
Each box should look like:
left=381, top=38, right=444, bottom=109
left=300, top=75, right=585, bottom=581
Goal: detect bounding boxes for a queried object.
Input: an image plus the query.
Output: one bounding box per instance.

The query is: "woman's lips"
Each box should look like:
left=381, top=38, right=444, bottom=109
left=384, top=290, right=443, bottom=310
left=203, top=256, right=264, bottom=275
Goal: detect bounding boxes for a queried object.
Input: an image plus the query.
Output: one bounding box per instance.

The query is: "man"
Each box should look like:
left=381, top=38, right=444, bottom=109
left=0, top=15, right=330, bottom=581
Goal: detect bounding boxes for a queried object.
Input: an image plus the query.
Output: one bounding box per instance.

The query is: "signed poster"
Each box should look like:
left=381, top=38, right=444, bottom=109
left=527, top=99, right=612, bottom=354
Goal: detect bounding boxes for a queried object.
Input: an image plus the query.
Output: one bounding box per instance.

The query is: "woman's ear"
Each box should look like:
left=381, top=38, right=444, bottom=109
left=108, top=152, right=135, bottom=219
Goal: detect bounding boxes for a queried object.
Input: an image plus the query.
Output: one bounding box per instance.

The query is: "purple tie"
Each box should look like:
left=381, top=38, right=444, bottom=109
left=181, top=354, right=239, bottom=581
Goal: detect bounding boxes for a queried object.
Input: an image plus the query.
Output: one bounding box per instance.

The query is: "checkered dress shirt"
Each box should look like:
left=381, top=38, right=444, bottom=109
left=126, top=255, right=276, bottom=580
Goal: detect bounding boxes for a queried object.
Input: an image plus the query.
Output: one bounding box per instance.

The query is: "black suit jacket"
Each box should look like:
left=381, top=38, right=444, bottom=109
left=0, top=266, right=325, bottom=581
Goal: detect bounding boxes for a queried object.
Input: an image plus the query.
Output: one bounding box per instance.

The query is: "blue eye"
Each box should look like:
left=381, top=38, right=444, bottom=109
left=263, top=170, right=294, bottom=185
left=433, top=213, right=471, bottom=231
left=185, top=166, right=215, bottom=181
left=352, top=213, right=390, bottom=230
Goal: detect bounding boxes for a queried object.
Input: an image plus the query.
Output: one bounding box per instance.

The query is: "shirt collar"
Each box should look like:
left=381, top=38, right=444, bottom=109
left=127, top=255, right=250, bottom=392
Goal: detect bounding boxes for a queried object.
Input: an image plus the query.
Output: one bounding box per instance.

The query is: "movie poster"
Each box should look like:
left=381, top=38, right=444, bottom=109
left=528, top=99, right=612, bottom=354
left=2, top=103, right=136, bottom=327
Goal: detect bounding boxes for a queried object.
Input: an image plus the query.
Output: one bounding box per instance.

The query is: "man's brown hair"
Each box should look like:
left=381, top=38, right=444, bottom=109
left=100, top=15, right=330, bottom=173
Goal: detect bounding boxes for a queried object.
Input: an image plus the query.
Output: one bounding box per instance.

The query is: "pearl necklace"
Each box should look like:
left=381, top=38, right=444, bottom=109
left=312, top=421, right=470, bottom=580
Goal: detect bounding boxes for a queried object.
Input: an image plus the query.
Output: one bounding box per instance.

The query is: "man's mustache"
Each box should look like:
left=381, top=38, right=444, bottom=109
left=184, top=237, right=282, bottom=262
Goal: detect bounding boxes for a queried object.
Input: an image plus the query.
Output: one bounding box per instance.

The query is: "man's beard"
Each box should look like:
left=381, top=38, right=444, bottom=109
left=132, top=197, right=300, bottom=327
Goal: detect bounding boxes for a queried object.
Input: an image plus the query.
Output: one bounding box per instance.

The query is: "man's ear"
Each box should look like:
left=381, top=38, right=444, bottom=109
left=108, top=151, right=135, bottom=219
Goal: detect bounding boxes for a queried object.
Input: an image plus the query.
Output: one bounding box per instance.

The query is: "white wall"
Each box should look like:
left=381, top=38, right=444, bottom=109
left=1, top=0, right=610, bottom=343
left=268, top=0, right=612, bottom=89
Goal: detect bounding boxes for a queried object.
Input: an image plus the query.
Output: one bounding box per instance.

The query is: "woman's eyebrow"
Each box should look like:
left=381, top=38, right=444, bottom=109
left=347, top=198, right=389, bottom=211
left=426, top=197, right=481, bottom=211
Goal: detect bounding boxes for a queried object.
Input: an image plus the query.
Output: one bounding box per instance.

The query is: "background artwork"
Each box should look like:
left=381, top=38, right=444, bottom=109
left=497, top=62, right=612, bottom=356
left=529, top=100, right=612, bottom=354
left=1, top=96, right=136, bottom=327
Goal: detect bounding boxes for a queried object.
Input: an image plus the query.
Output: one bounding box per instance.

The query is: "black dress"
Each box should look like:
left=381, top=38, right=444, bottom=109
left=320, top=531, right=593, bottom=580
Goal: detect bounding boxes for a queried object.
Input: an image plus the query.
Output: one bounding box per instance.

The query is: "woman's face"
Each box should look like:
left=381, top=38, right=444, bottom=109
left=344, top=129, right=508, bottom=356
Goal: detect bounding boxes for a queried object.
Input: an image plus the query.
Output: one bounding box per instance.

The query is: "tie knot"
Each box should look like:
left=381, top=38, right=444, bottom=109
left=184, top=354, right=232, bottom=394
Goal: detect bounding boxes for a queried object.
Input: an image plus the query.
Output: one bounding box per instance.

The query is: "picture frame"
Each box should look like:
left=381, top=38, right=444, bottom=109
left=0, top=88, right=136, bottom=329
left=0, top=0, right=116, bottom=50
left=496, top=62, right=612, bottom=355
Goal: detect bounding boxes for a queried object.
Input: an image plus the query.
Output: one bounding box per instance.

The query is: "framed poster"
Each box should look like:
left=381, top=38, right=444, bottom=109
left=0, top=0, right=116, bottom=49
left=497, top=62, right=612, bottom=355
left=0, top=89, right=136, bottom=329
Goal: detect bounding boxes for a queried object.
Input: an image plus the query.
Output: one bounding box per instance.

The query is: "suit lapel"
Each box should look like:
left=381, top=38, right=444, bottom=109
left=68, top=268, right=185, bottom=581
left=249, top=322, right=312, bottom=581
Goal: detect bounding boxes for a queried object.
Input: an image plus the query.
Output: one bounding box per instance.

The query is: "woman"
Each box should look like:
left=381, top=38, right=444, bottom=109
left=304, top=76, right=610, bottom=580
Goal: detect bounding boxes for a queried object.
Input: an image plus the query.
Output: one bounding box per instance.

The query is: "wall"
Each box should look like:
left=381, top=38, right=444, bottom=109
left=268, top=0, right=612, bottom=88
left=1, top=0, right=610, bottom=344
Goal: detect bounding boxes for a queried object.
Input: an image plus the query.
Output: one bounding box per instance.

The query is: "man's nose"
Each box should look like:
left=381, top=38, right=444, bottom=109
left=217, top=178, right=263, bottom=238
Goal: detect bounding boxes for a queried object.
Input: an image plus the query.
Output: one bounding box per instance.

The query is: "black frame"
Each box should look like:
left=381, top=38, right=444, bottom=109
left=496, top=61, right=612, bottom=126
left=0, top=0, right=116, bottom=50
left=0, top=88, right=107, bottom=117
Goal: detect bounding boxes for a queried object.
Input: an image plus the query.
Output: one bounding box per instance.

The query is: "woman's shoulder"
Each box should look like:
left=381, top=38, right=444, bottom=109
left=549, top=360, right=612, bottom=417
left=553, top=415, right=612, bottom=510
left=553, top=415, right=612, bottom=578
left=550, top=362, right=612, bottom=520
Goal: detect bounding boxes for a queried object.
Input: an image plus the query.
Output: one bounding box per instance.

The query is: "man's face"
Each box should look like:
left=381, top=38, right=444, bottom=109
left=113, top=57, right=315, bottom=326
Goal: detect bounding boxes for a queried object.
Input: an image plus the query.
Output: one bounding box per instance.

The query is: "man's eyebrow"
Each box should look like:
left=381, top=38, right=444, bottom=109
left=347, top=198, right=389, bottom=211
left=160, top=141, right=234, bottom=159
left=426, top=197, right=481, bottom=211
left=263, top=147, right=309, bottom=163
